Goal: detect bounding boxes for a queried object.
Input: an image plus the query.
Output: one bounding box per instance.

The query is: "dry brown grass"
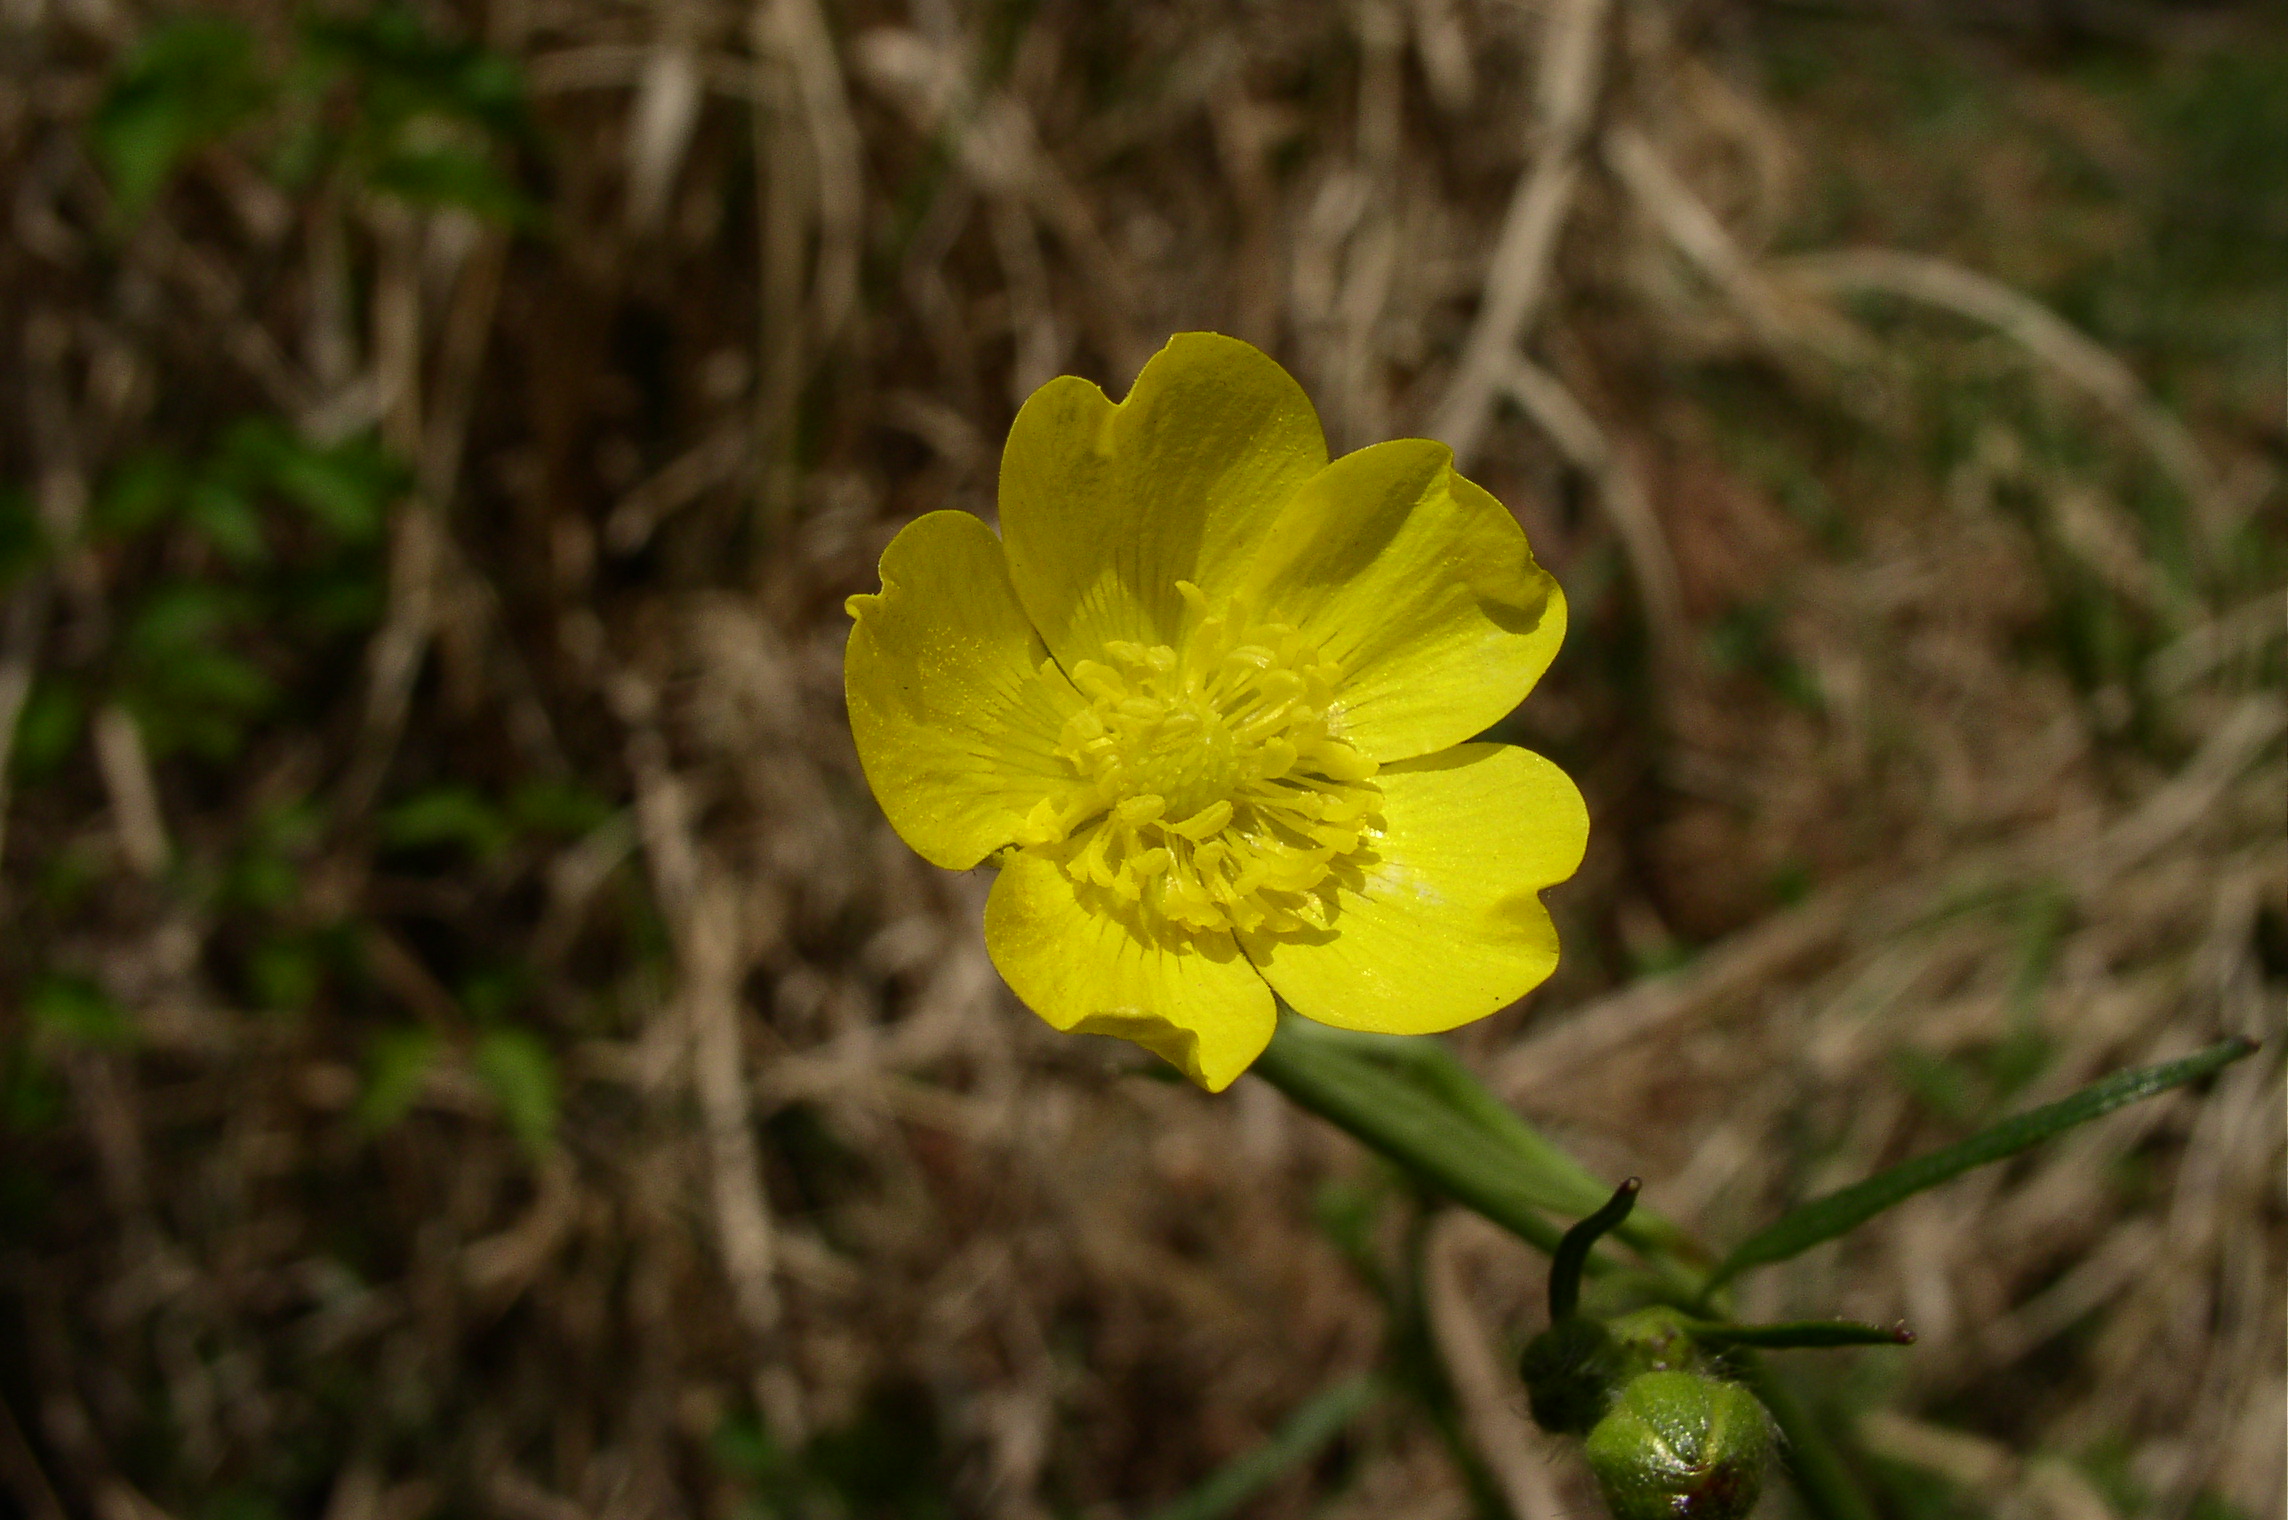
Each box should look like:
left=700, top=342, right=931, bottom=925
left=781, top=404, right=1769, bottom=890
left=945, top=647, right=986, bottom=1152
left=0, top=3, right=2280, bottom=1520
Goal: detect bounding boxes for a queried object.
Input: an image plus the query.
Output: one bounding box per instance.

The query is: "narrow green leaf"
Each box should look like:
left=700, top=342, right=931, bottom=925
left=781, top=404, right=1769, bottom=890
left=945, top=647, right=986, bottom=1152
left=1142, top=1375, right=1378, bottom=1520
left=365, top=145, right=536, bottom=226
left=1686, top=1319, right=1913, bottom=1350
left=1707, top=1036, right=2258, bottom=1291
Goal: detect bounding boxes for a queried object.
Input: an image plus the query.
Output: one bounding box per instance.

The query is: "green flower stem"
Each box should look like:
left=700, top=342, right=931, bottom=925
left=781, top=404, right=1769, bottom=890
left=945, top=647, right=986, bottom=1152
left=1271, top=1021, right=1701, bottom=1263
left=1252, top=1012, right=1881, bottom=1520
left=1253, top=1014, right=1565, bottom=1251
left=1734, top=1355, right=1879, bottom=1520
left=1250, top=1013, right=1703, bottom=1307
left=1253, top=1023, right=2256, bottom=1520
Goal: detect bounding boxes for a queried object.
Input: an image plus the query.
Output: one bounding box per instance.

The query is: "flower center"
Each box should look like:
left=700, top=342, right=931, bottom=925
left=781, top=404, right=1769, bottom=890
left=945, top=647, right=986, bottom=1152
left=1017, top=582, right=1380, bottom=936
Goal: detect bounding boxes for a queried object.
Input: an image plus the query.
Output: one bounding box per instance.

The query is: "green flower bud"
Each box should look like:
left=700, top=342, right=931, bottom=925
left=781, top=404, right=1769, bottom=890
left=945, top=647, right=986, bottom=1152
left=1605, top=1306, right=1705, bottom=1377
left=1518, top=1314, right=1623, bottom=1435
left=1583, top=1371, right=1770, bottom=1520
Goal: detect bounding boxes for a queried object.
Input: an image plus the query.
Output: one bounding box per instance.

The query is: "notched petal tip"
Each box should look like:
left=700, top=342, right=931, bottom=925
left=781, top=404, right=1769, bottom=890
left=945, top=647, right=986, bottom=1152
left=998, top=334, right=1329, bottom=667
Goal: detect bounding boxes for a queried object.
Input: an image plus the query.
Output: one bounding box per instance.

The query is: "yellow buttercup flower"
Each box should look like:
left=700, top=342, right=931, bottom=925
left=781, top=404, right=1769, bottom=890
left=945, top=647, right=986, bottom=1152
left=845, top=334, right=1588, bottom=1091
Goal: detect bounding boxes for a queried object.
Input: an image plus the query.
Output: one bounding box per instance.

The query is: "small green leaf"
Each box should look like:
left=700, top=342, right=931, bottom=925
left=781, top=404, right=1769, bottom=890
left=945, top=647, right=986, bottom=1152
left=365, top=144, right=534, bottom=225
left=286, top=563, right=388, bottom=634
left=303, top=4, right=530, bottom=134
left=473, top=1028, right=558, bottom=1157
left=11, top=680, right=84, bottom=779
left=247, top=937, right=324, bottom=1013
left=95, top=450, right=189, bottom=537
left=92, top=16, right=275, bottom=217
left=358, top=1025, right=436, bottom=1132
left=129, top=654, right=276, bottom=758
left=185, top=480, right=269, bottom=565
left=30, top=976, right=134, bottom=1048
left=506, top=779, right=616, bottom=838
left=0, top=488, right=49, bottom=589
left=1, top=1041, right=64, bottom=1132
left=1705, top=1037, right=2260, bottom=1291
left=264, top=432, right=402, bottom=542
left=120, top=592, right=276, bottom=757
left=225, top=804, right=321, bottom=909
left=380, top=786, right=513, bottom=860
left=126, top=581, right=247, bottom=653
left=459, top=964, right=532, bottom=1023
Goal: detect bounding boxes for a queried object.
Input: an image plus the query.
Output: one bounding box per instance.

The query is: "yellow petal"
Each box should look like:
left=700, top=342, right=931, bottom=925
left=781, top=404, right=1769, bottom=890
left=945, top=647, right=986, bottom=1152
left=1243, top=743, right=1588, bottom=1034
left=844, top=510, right=1083, bottom=870
left=1237, top=439, right=1564, bottom=763
left=999, top=333, right=1328, bottom=667
left=984, top=849, right=1276, bottom=1091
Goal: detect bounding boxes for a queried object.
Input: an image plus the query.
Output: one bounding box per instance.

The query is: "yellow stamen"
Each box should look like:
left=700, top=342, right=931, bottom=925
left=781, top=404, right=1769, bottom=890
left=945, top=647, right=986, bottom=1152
left=1019, top=584, right=1381, bottom=936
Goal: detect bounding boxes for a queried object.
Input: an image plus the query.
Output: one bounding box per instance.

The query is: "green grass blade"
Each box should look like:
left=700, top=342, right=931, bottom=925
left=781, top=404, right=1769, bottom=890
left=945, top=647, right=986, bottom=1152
left=1142, top=1375, right=1379, bottom=1520
left=1706, top=1036, right=2257, bottom=1292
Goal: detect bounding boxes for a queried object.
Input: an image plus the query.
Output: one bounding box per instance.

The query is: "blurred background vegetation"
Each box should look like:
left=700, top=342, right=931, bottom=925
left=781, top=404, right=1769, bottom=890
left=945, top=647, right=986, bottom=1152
left=0, top=2, right=2280, bottom=1520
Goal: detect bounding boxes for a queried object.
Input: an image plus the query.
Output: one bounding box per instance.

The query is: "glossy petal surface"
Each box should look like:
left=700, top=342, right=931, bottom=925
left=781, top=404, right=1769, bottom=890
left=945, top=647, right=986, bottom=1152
left=844, top=510, right=1082, bottom=870
left=1244, top=743, right=1588, bottom=1033
left=847, top=336, right=1592, bottom=1089
left=999, top=332, right=1328, bottom=668
left=984, top=851, right=1277, bottom=1091
left=1238, top=439, right=1565, bottom=763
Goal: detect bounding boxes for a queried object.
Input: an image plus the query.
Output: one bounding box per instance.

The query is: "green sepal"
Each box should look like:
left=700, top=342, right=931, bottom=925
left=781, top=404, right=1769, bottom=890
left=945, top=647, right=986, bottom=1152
left=1518, top=1316, right=1623, bottom=1436
left=1549, top=1177, right=1640, bottom=1321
